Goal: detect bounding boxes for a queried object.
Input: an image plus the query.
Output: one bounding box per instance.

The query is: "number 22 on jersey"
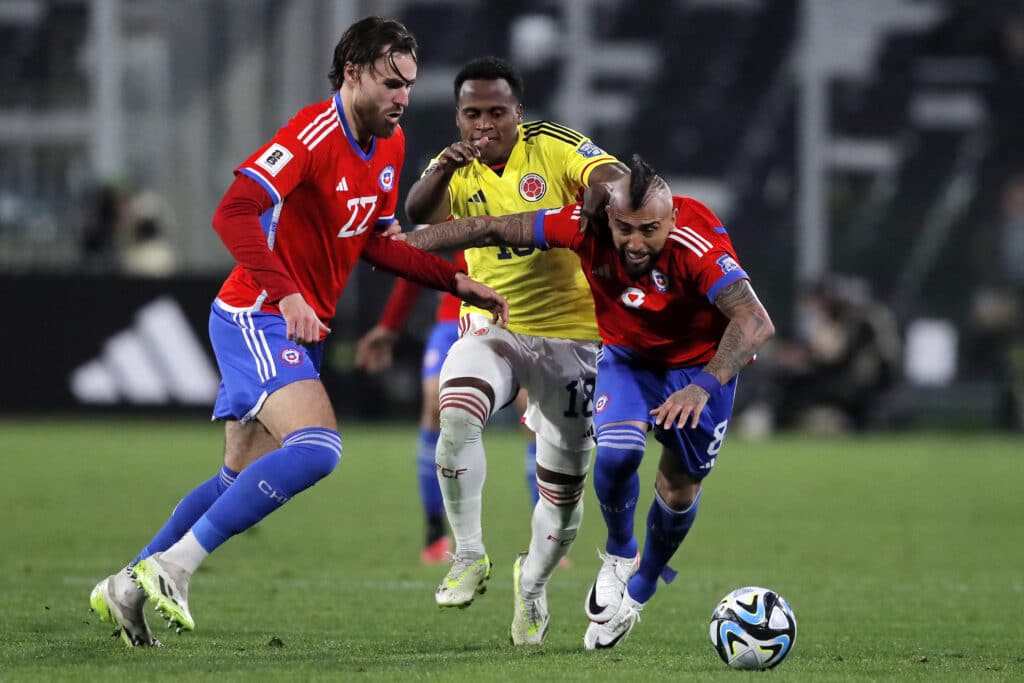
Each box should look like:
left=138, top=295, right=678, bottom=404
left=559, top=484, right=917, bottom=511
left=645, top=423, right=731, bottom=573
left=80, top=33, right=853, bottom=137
left=337, top=195, right=378, bottom=238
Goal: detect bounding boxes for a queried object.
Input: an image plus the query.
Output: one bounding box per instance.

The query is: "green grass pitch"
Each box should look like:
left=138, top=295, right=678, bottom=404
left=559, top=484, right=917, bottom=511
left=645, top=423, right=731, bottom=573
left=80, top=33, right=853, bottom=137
left=1, top=419, right=1022, bottom=681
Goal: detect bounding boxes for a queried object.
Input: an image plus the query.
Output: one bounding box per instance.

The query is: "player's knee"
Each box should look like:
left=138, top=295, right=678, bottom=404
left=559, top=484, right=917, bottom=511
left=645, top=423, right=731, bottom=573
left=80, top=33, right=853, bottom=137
left=281, top=427, right=343, bottom=482
left=595, top=424, right=647, bottom=479
left=535, top=434, right=591, bottom=478
left=534, top=435, right=588, bottom=531
left=655, top=473, right=701, bottom=510
left=437, top=386, right=490, bottom=451
left=535, top=478, right=585, bottom=537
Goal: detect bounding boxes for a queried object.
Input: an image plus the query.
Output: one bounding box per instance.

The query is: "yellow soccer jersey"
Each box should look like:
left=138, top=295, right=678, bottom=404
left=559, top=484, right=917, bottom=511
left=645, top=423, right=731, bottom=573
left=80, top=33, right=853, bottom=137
left=431, top=121, right=619, bottom=339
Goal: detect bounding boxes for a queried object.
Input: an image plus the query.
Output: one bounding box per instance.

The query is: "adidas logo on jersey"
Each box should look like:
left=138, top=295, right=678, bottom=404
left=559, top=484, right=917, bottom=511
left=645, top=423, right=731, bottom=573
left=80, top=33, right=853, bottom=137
left=467, top=189, right=486, bottom=203
left=336, top=177, right=349, bottom=192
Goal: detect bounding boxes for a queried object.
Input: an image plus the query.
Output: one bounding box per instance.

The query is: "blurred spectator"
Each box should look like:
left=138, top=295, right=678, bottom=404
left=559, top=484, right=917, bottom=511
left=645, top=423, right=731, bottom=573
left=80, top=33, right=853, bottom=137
left=80, top=183, right=127, bottom=271
left=80, top=183, right=175, bottom=276
left=119, top=190, right=176, bottom=277
left=737, top=274, right=902, bottom=435
left=968, top=174, right=1024, bottom=428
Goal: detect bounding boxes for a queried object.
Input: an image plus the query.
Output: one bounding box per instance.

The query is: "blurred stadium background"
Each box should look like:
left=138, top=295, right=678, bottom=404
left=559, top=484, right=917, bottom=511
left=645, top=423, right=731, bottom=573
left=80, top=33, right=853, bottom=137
left=2, top=0, right=1023, bottom=433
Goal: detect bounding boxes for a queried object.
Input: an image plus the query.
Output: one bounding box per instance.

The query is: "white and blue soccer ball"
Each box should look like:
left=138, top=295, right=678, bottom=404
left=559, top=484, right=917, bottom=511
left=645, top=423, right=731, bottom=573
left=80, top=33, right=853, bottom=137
left=709, top=586, right=797, bottom=670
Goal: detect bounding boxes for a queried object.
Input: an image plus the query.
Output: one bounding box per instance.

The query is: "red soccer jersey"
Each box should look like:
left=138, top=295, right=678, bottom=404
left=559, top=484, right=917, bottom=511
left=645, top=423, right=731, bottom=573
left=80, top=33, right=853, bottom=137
left=535, top=196, right=749, bottom=367
left=216, top=92, right=404, bottom=321
left=436, top=250, right=466, bottom=321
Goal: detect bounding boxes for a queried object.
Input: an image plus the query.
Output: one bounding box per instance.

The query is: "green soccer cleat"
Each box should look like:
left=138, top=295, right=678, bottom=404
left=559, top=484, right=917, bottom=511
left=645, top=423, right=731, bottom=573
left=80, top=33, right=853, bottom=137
left=435, top=553, right=491, bottom=608
left=510, top=553, right=549, bottom=646
left=132, top=552, right=195, bottom=632
left=89, top=569, right=160, bottom=647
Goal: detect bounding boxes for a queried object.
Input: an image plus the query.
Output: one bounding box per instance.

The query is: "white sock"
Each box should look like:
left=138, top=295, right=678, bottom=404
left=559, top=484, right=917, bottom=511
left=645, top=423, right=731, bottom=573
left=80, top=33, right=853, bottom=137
left=161, top=530, right=208, bottom=575
left=436, top=389, right=490, bottom=558
left=520, top=479, right=584, bottom=599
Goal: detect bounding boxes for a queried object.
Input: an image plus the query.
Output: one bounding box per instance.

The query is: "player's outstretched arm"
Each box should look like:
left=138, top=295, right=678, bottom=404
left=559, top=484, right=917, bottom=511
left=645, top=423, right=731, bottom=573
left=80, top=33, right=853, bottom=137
left=361, top=234, right=507, bottom=325
left=651, top=279, right=775, bottom=429
left=399, top=211, right=536, bottom=252
left=451, top=272, right=509, bottom=326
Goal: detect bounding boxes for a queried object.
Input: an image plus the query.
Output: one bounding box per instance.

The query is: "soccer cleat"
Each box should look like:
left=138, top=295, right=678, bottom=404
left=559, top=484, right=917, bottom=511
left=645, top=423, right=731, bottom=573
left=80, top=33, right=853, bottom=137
left=89, top=569, right=160, bottom=647
left=435, top=553, right=491, bottom=608
left=132, top=552, right=195, bottom=632
left=583, top=589, right=644, bottom=650
left=510, top=553, right=549, bottom=646
left=585, top=550, right=639, bottom=623
left=420, top=536, right=452, bottom=565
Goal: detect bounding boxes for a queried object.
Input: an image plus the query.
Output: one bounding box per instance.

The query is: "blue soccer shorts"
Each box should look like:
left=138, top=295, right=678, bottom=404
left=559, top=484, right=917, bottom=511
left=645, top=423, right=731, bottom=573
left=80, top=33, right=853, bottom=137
left=593, top=344, right=737, bottom=480
left=209, top=302, right=323, bottom=423
left=421, top=320, right=459, bottom=380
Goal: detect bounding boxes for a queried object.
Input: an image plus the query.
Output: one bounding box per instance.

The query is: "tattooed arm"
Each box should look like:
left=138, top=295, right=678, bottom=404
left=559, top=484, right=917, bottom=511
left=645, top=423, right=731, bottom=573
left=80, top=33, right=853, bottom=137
left=400, top=211, right=537, bottom=252
left=651, top=279, right=775, bottom=429
left=702, top=279, right=776, bottom=383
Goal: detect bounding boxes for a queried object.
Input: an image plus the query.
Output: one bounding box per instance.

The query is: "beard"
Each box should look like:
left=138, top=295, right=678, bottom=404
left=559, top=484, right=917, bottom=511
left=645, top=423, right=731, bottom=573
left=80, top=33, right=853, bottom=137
left=618, top=247, right=653, bottom=277
left=354, top=98, right=401, bottom=139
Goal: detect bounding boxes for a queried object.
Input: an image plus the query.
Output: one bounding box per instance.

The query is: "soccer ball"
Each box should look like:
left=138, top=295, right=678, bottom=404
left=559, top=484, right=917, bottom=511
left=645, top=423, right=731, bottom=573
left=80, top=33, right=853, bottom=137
left=709, top=586, right=797, bottom=670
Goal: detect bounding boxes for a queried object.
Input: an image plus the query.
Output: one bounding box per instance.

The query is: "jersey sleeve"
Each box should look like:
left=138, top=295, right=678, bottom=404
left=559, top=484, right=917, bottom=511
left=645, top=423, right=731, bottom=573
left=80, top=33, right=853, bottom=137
left=557, top=134, right=620, bottom=187
left=533, top=203, right=587, bottom=251
left=361, top=233, right=462, bottom=294
left=673, top=197, right=749, bottom=303
left=375, top=128, right=405, bottom=229
left=211, top=174, right=298, bottom=301
left=235, top=112, right=316, bottom=205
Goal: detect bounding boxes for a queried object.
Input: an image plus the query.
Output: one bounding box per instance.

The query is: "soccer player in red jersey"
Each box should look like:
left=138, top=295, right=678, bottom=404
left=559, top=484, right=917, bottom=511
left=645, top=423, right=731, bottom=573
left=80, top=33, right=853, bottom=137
left=89, top=17, right=507, bottom=647
left=397, top=154, right=775, bottom=650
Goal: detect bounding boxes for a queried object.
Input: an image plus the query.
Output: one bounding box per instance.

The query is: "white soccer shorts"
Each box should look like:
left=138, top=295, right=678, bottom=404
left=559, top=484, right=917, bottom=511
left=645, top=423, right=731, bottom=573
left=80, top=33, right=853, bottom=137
left=440, top=313, right=599, bottom=452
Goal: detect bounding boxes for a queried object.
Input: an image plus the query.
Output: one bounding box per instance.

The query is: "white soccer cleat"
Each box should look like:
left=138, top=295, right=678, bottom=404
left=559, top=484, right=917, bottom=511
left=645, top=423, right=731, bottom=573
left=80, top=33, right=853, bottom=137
left=435, top=553, right=491, bottom=608
left=510, top=553, right=549, bottom=646
left=89, top=568, right=161, bottom=647
left=583, top=589, right=644, bottom=650
left=132, top=552, right=195, bottom=632
left=585, top=550, right=639, bottom=623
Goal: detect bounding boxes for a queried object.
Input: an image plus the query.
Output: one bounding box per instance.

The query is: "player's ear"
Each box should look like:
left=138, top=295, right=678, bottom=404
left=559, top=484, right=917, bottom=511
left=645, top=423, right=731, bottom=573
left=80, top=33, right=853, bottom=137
left=514, top=103, right=523, bottom=123
left=344, top=61, right=361, bottom=87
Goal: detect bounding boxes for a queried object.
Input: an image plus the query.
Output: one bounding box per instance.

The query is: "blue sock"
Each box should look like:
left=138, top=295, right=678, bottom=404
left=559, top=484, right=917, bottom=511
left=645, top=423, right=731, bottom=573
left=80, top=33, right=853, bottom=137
left=593, top=425, right=647, bottom=558
left=132, top=465, right=237, bottom=565
left=417, top=428, right=444, bottom=520
left=628, top=489, right=701, bottom=604
left=191, top=427, right=342, bottom=553
left=524, top=440, right=539, bottom=506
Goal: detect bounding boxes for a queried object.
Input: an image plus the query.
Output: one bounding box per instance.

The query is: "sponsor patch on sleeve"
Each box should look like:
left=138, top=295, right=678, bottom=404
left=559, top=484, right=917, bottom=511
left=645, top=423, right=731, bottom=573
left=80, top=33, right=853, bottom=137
left=716, top=254, right=740, bottom=275
left=254, top=143, right=294, bottom=177
left=576, top=141, right=606, bottom=159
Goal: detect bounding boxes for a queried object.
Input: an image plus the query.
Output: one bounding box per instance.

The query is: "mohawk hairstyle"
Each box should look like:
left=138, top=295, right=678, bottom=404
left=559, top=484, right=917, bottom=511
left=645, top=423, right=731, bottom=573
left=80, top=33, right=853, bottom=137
left=454, top=56, right=525, bottom=102
left=329, top=16, right=418, bottom=90
left=627, top=154, right=667, bottom=210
